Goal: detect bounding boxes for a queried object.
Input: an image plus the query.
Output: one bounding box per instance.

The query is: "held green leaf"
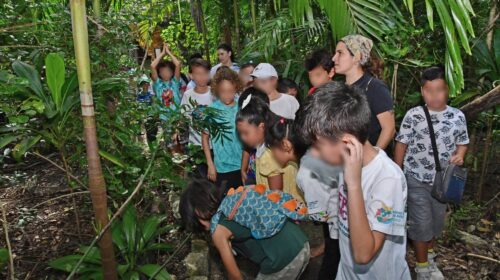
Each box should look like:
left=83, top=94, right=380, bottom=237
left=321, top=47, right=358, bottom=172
left=45, top=53, right=66, bottom=110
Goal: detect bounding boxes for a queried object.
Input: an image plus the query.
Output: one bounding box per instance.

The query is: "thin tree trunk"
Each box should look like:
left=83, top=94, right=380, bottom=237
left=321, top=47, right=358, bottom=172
left=486, top=2, right=497, bottom=50
left=250, top=0, right=257, bottom=35
left=233, top=0, right=241, bottom=52
left=92, top=0, right=103, bottom=37
left=197, top=0, right=211, bottom=62
left=477, top=113, right=494, bottom=201
left=69, top=1, right=118, bottom=279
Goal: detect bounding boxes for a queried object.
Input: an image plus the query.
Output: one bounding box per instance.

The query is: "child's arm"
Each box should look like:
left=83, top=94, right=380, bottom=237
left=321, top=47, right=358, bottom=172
left=202, top=132, right=217, bottom=182
left=241, top=150, right=250, bottom=184
left=450, top=144, right=468, bottom=166
left=164, top=43, right=182, bottom=81
left=375, top=111, right=396, bottom=149
left=267, top=174, right=284, bottom=191
left=342, top=135, right=386, bottom=264
left=150, top=43, right=167, bottom=82
left=212, top=225, right=243, bottom=280
left=393, top=141, right=408, bottom=169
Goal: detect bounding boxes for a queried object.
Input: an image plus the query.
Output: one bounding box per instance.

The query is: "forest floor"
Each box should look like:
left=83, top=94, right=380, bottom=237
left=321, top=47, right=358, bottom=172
left=0, top=157, right=498, bottom=279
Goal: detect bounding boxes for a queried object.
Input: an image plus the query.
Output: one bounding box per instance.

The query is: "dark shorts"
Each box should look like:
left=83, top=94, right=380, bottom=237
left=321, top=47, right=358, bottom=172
left=216, top=169, right=243, bottom=195
left=406, top=175, right=447, bottom=241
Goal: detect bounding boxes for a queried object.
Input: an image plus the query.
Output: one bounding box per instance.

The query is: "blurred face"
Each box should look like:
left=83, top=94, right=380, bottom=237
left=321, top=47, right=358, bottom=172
left=218, top=49, right=231, bottom=64
left=217, top=80, right=237, bottom=105
left=141, top=82, right=150, bottom=92
left=270, top=140, right=295, bottom=167
left=190, top=66, right=210, bottom=87
left=314, top=136, right=344, bottom=165
left=237, top=121, right=265, bottom=148
left=239, top=66, right=255, bottom=88
left=332, top=42, right=358, bottom=75
left=254, top=77, right=277, bottom=95
left=159, top=66, right=173, bottom=81
left=308, top=65, right=334, bottom=87
left=286, top=87, right=298, bottom=97
left=421, top=79, right=448, bottom=110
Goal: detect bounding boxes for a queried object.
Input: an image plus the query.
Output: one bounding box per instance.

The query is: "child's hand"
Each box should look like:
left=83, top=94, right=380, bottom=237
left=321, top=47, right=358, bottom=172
left=450, top=154, right=464, bottom=166
left=208, top=164, right=217, bottom=182
left=341, top=135, right=363, bottom=190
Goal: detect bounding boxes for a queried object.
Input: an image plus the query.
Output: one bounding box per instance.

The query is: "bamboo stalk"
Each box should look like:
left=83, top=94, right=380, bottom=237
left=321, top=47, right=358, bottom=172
left=69, top=0, right=118, bottom=279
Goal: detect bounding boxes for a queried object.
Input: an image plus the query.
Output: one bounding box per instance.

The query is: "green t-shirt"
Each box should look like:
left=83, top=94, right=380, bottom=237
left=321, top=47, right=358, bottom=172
left=218, top=216, right=307, bottom=274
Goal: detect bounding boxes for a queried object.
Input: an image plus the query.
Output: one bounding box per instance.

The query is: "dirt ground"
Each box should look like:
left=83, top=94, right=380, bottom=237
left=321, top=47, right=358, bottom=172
left=0, top=158, right=498, bottom=279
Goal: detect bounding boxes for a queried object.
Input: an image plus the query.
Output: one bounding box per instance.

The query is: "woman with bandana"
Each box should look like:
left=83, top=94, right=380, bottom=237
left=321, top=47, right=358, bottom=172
left=332, top=35, right=396, bottom=154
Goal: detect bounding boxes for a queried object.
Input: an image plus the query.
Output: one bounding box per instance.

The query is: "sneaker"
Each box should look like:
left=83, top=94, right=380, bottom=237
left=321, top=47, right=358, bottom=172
left=428, top=252, right=445, bottom=280
left=415, top=264, right=445, bottom=280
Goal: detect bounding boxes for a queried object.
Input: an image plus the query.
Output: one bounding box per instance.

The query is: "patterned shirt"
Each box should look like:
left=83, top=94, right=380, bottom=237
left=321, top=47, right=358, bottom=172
left=396, top=105, right=469, bottom=184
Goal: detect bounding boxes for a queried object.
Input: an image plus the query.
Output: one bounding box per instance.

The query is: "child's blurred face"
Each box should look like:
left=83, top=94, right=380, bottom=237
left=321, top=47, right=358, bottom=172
left=237, top=121, right=265, bottom=148
left=421, top=79, right=448, bottom=110
left=159, top=66, right=173, bottom=81
left=270, top=141, right=295, bottom=167
left=218, top=49, right=231, bottom=64
left=286, top=87, right=298, bottom=97
left=314, top=136, right=344, bottom=165
left=333, top=42, right=356, bottom=75
left=217, top=80, right=237, bottom=105
left=191, top=66, right=210, bottom=86
left=141, top=82, right=150, bottom=92
left=254, top=77, right=277, bottom=94
left=308, top=66, right=333, bottom=87
left=239, top=66, right=255, bottom=88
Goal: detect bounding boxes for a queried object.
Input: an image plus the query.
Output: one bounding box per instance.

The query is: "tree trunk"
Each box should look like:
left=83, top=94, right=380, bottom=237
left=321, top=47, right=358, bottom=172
left=232, top=0, right=241, bottom=52
left=69, top=1, right=118, bottom=279
left=92, top=0, right=103, bottom=37
left=190, top=0, right=202, bottom=32
left=250, top=0, right=257, bottom=35
left=460, top=85, right=500, bottom=120
left=196, top=0, right=211, bottom=62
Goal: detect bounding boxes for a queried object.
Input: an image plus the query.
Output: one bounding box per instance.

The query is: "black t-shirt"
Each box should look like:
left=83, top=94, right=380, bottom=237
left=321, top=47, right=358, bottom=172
left=352, top=73, right=393, bottom=146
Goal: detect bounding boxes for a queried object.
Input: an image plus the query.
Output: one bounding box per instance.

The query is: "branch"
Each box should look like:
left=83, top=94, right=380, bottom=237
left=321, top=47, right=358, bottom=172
left=31, top=152, right=87, bottom=189
left=460, top=85, right=500, bottom=120
left=467, top=253, right=500, bottom=264
left=1, top=204, right=15, bottom=280
left=31, top=191, right=90, bottom=209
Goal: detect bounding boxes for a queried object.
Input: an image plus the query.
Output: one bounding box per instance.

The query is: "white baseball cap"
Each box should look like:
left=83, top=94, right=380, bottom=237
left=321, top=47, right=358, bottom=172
left=251, top=63, right=278, bottom=79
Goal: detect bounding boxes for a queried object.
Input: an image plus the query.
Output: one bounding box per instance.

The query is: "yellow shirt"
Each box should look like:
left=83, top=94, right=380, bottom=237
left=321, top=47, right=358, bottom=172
left=255, top=148, right=304, bottom=202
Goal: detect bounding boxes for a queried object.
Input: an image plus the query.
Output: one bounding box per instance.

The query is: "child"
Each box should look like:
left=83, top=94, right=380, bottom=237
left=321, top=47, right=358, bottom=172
left=238, top=88, right=270, bottom=185
left=252, top=63, right=300, bottom=120
left=296, top=81, right=410, bottom=279
left=136, top=74, right=153, bottom=104
left=304, top=49, right=335, bottom=95
left=181, top=58, right=214, bottom=177
left=202, top=66, right=243, bottom=191
left=151, top=43, right=182, bottom=119
left=236, top=94, right=302, bottom=202
left=239, top=62, right=257, bottom=90
left=266, top=117, right=342, bottom=279
left=277, top=78, right=300, bottom=100
left=394, top=66, right=469, bottom=280
left=179, top=179, right=310, bottom=279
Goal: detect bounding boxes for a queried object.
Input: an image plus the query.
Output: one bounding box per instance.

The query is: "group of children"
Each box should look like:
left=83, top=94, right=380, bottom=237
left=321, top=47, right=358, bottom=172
left=141, top=34, right=469, bottom=280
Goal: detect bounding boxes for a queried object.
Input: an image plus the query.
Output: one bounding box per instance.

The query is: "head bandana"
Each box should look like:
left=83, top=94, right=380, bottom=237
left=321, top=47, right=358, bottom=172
left=341, top=35, right=373, bottom=66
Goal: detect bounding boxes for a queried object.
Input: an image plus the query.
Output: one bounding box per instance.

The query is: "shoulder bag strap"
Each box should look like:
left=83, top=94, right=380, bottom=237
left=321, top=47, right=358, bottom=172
left=422, top=105, right=442, bottom=172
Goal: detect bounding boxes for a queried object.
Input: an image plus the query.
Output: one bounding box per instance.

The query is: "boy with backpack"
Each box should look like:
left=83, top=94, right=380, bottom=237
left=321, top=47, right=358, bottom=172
left=394, top=66, right=469, bottom=280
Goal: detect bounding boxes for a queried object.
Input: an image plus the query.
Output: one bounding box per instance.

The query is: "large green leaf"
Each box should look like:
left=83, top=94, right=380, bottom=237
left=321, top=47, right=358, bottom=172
left=0, top=135, right=19, bottom=150
left=122, top=206, right=137, bottom=253
left=11, top=60, right=44, bottom=98
left=139, top=216, right=165, bottom=251
left=138, top=264, right=171, bottom=280
left=12, top=135, right=42, bottom=161
left=45, top=53, right=66, bottom=110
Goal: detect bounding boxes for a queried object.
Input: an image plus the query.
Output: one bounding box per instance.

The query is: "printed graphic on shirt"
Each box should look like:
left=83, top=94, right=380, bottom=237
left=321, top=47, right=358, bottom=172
left=396, top=106, right=469, bottom=183
left=161, top=89, right=174, bottom=107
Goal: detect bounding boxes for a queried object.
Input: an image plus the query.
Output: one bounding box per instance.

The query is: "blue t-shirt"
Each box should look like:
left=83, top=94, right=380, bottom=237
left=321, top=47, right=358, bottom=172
left=209, top=99, right=242, bottom=173
left=153, top=77, right=181, bottom=119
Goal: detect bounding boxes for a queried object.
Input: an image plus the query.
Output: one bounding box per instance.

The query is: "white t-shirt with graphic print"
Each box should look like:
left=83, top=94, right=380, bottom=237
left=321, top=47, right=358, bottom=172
left=337, top=149, right=410, bottom=280
left=396, top=105, right=469, bottom=184
left=180, top=87, right=215, bottom=146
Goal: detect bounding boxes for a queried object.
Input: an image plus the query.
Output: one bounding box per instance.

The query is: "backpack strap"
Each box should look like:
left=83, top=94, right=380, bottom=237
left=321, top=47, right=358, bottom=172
left=422, top=105, right=442, bottom=172
left=228, top=186, right=253, bottom=220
